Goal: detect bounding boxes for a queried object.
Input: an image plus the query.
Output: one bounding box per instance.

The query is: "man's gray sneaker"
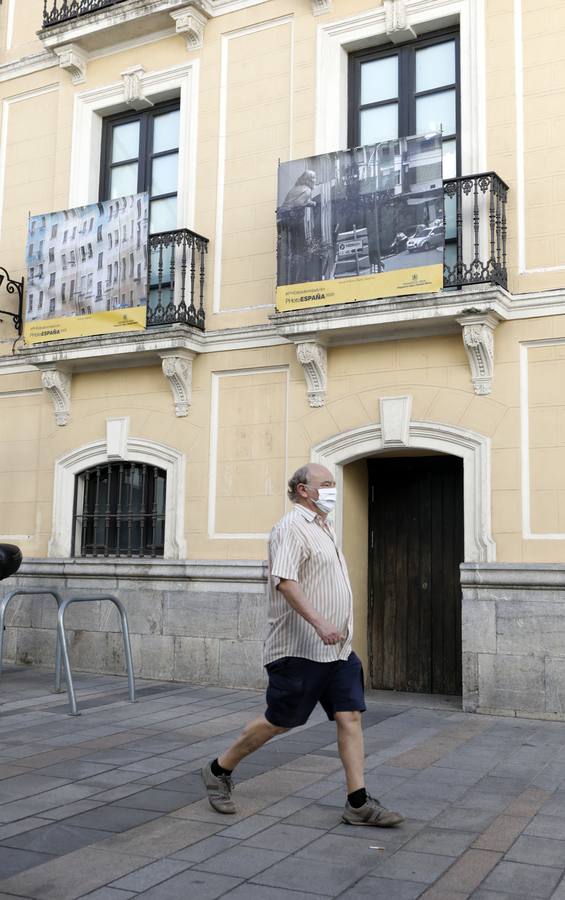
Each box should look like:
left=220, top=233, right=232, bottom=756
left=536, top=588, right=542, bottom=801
left=201, top=761, right=236, bottom=814
left=342, top=794, right=404, bottom=827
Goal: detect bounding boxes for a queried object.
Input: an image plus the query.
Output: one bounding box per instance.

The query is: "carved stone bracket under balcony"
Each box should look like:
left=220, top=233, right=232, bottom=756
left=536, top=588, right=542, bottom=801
left=171, top=3, right=210, bottom=51
left=296, top=341, right=327, bottom=408
left=121, top=65, right=153, bottom=110
left=41, top=368, right=72, bottom=426
left=160, top=351, right=195, bottom=417
left=384, top=0, right=416, bottom=43
left=311, top=0, right=332, bottom=15
left=457, top=312, right=500, bottom=396
left=53, top=43, right=88, bottom=84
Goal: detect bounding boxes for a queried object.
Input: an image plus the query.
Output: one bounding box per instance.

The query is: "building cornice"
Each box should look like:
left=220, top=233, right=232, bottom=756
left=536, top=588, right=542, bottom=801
left=14, top=557, right=267, bottom=583
left=0, top=322, right=286, bottom=377
left=0, top=51, right=57, bottom=84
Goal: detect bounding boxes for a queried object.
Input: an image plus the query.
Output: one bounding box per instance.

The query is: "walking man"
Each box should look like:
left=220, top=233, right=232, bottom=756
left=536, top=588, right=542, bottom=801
left=202, top=463, right=404, bottom=827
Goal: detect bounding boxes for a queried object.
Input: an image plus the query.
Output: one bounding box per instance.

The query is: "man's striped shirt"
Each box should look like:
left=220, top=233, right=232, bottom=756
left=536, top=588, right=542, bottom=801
left=265, top=503, right=353, bottom=665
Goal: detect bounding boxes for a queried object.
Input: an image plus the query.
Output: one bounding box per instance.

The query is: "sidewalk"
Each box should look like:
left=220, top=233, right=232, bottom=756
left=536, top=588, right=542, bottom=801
left=0, top=668, right=565, bottom=899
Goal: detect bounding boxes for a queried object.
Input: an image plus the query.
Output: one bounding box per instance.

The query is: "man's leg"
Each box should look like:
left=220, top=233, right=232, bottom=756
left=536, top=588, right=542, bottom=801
left=334, top=709, right=403, bottom=827
left=202, top=715, right=288, bottom=814
left=219, top=715, right=289, bottom=770
left=334, top=710, right=365, bottom=793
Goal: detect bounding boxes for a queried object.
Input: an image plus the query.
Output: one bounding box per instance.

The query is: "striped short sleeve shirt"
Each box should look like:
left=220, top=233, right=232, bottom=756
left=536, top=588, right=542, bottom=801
left=264, top=503, right=353, bottom=665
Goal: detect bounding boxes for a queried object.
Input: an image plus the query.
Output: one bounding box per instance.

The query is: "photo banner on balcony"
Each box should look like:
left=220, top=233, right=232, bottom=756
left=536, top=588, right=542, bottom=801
left=276, top=134, right=444, bottom=312
left=23, top=193, right=149, bottom=345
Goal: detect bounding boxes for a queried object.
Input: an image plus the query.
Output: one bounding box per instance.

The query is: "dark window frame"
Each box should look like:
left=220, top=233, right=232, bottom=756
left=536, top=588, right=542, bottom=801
left=72, top=461, right=167, bottom=558
left=99, top=99, right=181, bottom=227
left=347, top=27, right=461, bottom=174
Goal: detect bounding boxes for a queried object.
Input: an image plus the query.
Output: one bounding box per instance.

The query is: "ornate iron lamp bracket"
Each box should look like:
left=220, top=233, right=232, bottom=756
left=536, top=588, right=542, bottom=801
left=0, top=268, right=24, bottom=334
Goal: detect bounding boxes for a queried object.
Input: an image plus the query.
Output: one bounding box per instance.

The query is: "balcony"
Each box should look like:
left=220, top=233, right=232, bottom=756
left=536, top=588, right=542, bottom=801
left=443, top=172, right=508, bottom=291
left=272, top=169, right=510, bottom=338
left=42, top=0, right=128, bottom=27
left=38, top=0, right=210, bottom=61
left=148, top=228, right=208, bottom=330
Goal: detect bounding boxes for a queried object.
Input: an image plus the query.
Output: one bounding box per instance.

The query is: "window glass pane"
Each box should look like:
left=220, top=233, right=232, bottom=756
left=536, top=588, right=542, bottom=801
left=151, top=153, right=179, bottom=197
left=110, top=163, right=138, bottom=200
left=444, top=195, right=456, bottom=240
left=361, top=56, right=398, bottom=105
left=442, top=138, right=457, bottom=179
left=416, top=89, right=456, bottom=136
left=150, top=196, right=177, bottom=233
left=444, top=239, right=457, bottom=274
left=360, top=103, right=398, bottom=145
left=416, top=41, right=456, bottom=92
left=112, top=121, right=140, bottom=163
left=153, top=110, right=180, bottom=154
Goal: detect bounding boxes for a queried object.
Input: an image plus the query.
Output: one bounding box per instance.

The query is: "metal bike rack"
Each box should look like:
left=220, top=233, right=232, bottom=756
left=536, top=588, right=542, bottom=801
left=0, top=589, right=136, bottom=716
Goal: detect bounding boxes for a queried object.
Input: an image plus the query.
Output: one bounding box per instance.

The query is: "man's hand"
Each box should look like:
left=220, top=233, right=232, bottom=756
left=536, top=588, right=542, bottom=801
left=314, top=618, right=343, bottom=645
left=277, top=579, right=344, bottom=646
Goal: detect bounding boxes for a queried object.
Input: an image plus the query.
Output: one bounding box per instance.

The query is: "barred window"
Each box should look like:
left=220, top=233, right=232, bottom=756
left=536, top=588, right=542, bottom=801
left=73, top=462, right=166, bottom=558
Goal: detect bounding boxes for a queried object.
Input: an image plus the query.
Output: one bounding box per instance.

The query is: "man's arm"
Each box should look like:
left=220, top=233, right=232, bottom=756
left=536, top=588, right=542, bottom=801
left=277, top=578, right=342, bottom=646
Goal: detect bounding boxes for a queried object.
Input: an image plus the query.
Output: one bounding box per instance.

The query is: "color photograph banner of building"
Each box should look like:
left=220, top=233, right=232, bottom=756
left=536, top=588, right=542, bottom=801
left=24, top=193, right=149, bottom=345
left=276, top=134, right=444, bottom=312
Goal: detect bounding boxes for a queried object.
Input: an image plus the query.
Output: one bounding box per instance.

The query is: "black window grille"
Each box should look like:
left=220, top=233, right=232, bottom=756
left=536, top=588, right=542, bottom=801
left=73, top=462, right=166, bottom=558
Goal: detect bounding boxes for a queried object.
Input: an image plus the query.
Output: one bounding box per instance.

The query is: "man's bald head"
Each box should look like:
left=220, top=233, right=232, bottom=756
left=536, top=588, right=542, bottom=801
left=287, top=463, right=335, bottom=503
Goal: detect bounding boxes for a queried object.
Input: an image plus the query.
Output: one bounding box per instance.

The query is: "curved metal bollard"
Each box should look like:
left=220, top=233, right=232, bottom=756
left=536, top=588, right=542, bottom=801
left=0, top=589, right=63, bottom=680
left=0, top=589, right=136, bottom=716
left=57, top=594, right=136, bottom=716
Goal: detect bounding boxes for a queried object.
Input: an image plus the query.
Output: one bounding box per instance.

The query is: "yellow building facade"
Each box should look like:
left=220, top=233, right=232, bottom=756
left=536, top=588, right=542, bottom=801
left=1, top=0, right=565, bottom=718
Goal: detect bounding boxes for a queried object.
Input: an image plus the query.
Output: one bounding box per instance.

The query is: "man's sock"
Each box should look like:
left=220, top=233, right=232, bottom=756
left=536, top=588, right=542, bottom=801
left=211, top=757, right=233, bottom=777
left=347, top=788, right=367, bottom=808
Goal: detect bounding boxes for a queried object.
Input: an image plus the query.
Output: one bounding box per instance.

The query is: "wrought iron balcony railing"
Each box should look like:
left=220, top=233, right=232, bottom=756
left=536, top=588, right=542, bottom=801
left=42, top=0, right=128, bottom=28
left=443, top=171, right=508, bottom=290
left=147, top=228, right=208, bottom=330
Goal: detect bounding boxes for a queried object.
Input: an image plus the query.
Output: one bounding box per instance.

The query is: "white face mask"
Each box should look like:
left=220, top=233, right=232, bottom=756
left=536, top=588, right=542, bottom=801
left=312, top=487, right=337, bottom=514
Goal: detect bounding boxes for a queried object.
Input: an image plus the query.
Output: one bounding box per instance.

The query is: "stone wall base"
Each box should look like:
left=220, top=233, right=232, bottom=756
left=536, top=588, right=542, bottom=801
left=2, top=558, right=269, bottom=690
left=462, top=563, right=565, bottom=721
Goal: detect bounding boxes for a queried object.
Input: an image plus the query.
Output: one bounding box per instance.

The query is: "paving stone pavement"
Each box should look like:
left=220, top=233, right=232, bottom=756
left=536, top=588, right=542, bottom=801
left=1, top=668, right=565, bottom=898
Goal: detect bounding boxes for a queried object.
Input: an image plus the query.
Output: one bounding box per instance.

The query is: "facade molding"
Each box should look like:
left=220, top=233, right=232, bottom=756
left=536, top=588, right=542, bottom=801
left=121, top=64, right=154, bottom=108
left=213, top=15, right=294, bottom=314
left=312, top=420, right=496, bottom=563
left=171, top=5, right=210, bottom=49
left=457, top=311, right=499, bottom=396
left=380, top=395, right=412, bottom=446
left=40, top=368, right=72, bottom=426
left=0, top=51, right=57, bottom=84
left=0, top=84, right=60, bottom=242
left=48, top=434, right=187, bottom=558
left=520, top=337, right=565, bottom=542
left=384, top=0, right=416, bottom=42
left=53, top=42, right=89, bottom=84
left=68, top=60, right=199, bottom=232
left=160, top=351, right=195, bottom=416
left=311, top=0, right=332, bottom=15
left=3, top=287, right=565, bottom=380
left=208, top=366, right=289, bottom=540
left=296, top=341, right=327, bottom=407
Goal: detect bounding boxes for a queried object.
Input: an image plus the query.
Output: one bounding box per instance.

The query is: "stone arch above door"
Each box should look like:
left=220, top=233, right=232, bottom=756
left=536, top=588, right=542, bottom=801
left=311, top=400, right=495, bottom=563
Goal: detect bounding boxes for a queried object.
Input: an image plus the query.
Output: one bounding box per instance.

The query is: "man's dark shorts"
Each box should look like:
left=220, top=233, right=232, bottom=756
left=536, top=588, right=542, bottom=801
left=264, top=652, right=366, bottom=728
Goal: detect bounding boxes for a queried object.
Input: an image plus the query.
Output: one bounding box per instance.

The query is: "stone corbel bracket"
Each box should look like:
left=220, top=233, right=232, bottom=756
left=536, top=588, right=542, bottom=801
left=457, top=312, right=500, bottom=396
left=384, top=0, right=416, bottom=43
left=160, top=351, right=195, bottom=417
left=171, top=3, right=211, bottom=51
left=121, top=65, right=153, bottom=110
left=296, top=341, right=327, bottom=408
left=311, top=0, right=332, bottom=15
left=53, top=43, right=88, bottom=84
left=41, top=368, right=72, bottom=426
